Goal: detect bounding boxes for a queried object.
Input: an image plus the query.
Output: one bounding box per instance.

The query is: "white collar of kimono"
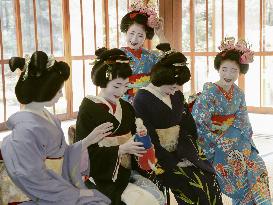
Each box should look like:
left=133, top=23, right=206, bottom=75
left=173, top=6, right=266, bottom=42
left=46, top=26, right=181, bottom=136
left=86, top=95, right=122, bottom=123
left=142, top=83, right=172, bottom=109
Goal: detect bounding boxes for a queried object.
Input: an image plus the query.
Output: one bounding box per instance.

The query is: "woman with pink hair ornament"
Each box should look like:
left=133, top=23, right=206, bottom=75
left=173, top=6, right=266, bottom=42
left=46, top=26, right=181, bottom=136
left=192, top=37, right=271, bottom=205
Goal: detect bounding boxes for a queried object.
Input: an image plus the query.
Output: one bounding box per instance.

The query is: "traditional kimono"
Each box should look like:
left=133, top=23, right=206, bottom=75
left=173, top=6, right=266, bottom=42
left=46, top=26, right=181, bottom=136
left=74, top=96, right=165, bottom=205
left=133, top=84, right=223, bottom=205
left=1, top=111, right=110, bottom=205
left=192, top=82, right=271, bottom=205
left=121, top=47, right=159, bottom=103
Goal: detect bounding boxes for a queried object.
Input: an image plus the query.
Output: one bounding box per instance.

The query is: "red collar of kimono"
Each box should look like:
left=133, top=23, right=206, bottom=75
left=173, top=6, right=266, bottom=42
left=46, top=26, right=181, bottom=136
left=214, top=83, right=234, bottom=101
left=126, top=47, right=142, bottom=59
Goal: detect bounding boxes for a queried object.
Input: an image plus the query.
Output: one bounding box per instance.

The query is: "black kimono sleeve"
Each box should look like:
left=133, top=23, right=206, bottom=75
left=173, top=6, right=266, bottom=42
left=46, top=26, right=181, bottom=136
left=75, top=99, right=120, bottom=181
left=176, top=93, right=214, bottom=173
left=133, top=95, right=179, bottom=172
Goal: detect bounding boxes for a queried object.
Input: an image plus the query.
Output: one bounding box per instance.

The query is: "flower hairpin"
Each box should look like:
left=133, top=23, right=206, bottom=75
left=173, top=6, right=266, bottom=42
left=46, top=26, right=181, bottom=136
left=129, top=0, right=160, bottom=29
left=218, top=37, right=254, bottom=64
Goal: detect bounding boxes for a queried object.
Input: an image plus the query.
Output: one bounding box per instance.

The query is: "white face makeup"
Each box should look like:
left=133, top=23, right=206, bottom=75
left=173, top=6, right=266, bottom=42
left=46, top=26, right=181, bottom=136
left=218, top=60, right=240, bottom=89
left=126, top=23, right=146, bottom=50
left=44, top=87, right=63, bottom=107
left=100, top=78, right=129, bottom=103
left=159, top=84, right=179, bottom=96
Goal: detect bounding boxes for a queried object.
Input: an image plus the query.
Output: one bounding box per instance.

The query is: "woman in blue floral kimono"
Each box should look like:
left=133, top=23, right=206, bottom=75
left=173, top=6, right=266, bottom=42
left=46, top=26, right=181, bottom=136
left=120, top=1, right=168, bottom=103
left=1, top=51, right=111, bottom=205
left=192, top=37, right=271, bottom=205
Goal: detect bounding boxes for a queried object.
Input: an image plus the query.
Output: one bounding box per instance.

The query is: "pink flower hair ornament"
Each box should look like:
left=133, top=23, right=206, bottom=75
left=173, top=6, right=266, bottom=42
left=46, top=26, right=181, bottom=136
left=129, top=0, right=160, bottom=29
left=218, top=37, right=255, bottom=64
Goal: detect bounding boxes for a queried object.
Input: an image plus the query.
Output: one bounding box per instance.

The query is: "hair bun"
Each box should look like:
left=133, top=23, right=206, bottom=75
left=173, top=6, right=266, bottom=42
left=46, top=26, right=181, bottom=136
left=156, top=43, right=171, bottom=52
left=160, top=52, right=187, bottom=66
left=95, top=47, right=108, bottom=58
left=9, top=57, right=25, bottom=72
left=28, top=51, right=48, bottom=77
left=54, top=61, right=70, bottom=80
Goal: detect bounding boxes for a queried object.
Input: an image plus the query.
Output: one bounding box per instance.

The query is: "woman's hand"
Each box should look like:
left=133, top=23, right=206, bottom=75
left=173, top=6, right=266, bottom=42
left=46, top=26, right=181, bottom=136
left=119, top=139, right=146, bottom=157
left=82, top=122, right=113, bottom=150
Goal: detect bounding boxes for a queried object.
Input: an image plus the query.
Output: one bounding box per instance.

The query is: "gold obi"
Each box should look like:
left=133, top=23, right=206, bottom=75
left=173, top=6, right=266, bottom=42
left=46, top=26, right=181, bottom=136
left=44, top=157, right=64, bottom=176
left=98, top=133, right=133, bottom=169
left=0, top=157, right=63, bottom=204
left=155, top=125, right=180, bottom=152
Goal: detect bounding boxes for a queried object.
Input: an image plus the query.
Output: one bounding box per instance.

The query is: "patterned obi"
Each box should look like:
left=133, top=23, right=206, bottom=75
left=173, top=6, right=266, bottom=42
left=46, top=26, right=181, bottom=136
left=155, top=125, right=180, bottom=152
left=127, top=73, right=150, bottom=97
left=0, top=148, right=63, bottom=205
left=211, top=114, right=235, bottom=134
left=98, top=133, right=133, bottom=169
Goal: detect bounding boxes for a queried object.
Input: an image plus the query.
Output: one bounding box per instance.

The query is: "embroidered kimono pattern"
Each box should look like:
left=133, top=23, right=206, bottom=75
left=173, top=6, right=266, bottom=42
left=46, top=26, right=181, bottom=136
left=1, top=111, right=110, bottom=205
left=121, top=47, right=160, bottom=103
left=133, top=85, right=223, bottom=205
left=74, top=96, right=165, bottom=205
left=192, top=82, right=271, bottom=205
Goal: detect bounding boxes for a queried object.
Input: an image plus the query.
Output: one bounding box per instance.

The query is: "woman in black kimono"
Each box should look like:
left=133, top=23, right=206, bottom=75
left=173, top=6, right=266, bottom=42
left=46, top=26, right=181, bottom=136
left=133, top=46, right=223, bottom=205
left=74, top=48, right=165, bottom=205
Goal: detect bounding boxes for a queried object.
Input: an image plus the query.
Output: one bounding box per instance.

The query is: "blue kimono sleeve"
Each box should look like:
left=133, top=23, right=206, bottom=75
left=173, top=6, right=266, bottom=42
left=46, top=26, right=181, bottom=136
left=192, top=87, right=220, bottom=160
left=232, top=92, right=253, bottom=138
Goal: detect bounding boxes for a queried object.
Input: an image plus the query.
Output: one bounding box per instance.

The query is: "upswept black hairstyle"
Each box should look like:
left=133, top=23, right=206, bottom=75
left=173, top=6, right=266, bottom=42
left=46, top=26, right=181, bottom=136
left=91, top=47, right=132, bottom=88
left=120, top=11, right=155, bottom=40
left=9, top=51, right=70, bottom=104
left=150, top=43, right=191, bottom=86
left=214, top=49, right=249, bottom=74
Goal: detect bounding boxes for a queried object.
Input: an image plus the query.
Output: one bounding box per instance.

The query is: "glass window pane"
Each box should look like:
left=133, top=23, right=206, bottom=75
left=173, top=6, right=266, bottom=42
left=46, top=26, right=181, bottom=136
left=36, top=0, right=51, bottom=53
left=55, top=86, right=67, bottom=114
left=215, top=0, right=222, bottom=48
left=70, top=0, right=82, bottom=56
left=208, top=56, right=219, bottom=82
left=207, top=0, right=214, bottom=51
left=223, top=0, right=238, bottom=38
left=20, top=0, right=36, bottom=55
left=195, top=0, right=206, bottom=52
left=262, top=56, right=273, bottom=107
left=95, top=0, right=106, bottom=49
left=4, top=65, right=20, bottom=118
left=2, top=0, right=17, bottom=59
left=51, top=0, right=64, bottom=56
left=118, top=0, right=129, bottom=48
left=194, top=56, right=207, bottom=92
left=245, top=0, right=260, bottom=51
left=84, top=60, right=96, bottom=96
left=245, top=57, right=260, bottom=107
left=82, top=0, right=95, bottom=55
left=183, top=56, right=191, bottom=97
left=264, top=0, right=273, bottom=51
left=182, top=0, right=190, bottom=51
left=72, top=60, right=84, bottom=112
left=108, top=0, right=118, bottom=48
left=0, top=65, right=4, bottom=122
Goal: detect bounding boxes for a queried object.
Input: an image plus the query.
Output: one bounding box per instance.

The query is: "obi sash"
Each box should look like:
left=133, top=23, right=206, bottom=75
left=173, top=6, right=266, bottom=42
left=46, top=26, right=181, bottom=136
left=211, top=114, right=235, bottom=134
left=98, top=133, right=133, bottom=169
left=127, top=73, right=150, bottom=97
left=0, top=151, right=63, bottom=205
left=155, top=125, right=180, bottom=152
